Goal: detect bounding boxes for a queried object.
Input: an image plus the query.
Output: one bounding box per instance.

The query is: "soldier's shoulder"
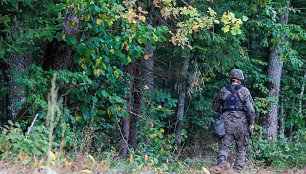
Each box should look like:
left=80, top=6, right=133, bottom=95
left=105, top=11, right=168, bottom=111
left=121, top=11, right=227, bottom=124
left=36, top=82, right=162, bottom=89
left=238, top=85, right=251, bottom=94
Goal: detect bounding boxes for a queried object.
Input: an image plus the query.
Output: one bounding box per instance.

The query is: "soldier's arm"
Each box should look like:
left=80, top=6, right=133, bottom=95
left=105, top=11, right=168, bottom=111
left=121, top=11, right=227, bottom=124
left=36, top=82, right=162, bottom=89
left=212, top=90, right=222, bottom=112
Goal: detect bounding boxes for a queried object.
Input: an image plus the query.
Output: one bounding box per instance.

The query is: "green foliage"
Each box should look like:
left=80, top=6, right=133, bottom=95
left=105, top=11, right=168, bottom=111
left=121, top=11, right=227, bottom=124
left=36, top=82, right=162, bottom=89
left=254, top=127, right=305, bottom=168
left=0, top=0, right=305, bottom=171
left=0, top=0, right=63, bottom=58
left=0, top=121, right=49, bottom=159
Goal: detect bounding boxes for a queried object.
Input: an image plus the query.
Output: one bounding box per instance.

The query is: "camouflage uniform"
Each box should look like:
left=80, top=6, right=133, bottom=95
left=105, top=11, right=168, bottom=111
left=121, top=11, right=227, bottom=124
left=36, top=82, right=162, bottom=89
left=212, top=69, right=256, bottom=171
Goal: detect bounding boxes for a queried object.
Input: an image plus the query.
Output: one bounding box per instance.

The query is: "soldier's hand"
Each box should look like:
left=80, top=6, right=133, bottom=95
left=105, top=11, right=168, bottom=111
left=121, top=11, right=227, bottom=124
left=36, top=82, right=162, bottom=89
left=249, top=124, right=254, bottom=133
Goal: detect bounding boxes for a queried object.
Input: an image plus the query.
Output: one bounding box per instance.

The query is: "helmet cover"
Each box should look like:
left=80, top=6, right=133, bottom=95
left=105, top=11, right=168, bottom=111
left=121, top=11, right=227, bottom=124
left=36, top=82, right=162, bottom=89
left=229, top=69, right=244, bottom=80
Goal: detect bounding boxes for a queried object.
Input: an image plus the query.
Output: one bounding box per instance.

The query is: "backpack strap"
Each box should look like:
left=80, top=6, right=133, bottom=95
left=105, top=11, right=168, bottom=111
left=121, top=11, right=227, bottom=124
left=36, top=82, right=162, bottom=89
left=223, top=85, right=244, bottom=112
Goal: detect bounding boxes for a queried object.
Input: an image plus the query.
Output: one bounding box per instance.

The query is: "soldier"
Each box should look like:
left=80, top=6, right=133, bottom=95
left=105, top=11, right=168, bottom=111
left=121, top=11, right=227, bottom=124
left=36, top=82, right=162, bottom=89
left=212, top=69, right=256, bottom=171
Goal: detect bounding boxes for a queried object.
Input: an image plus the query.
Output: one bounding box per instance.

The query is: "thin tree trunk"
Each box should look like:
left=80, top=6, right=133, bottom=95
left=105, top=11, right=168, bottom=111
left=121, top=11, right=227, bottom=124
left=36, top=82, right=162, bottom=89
left=288, top=98, right=295, bottom=139
left=298, top=72, right=305, bottom=117
left=174, top=51, right=190, bottom=157
left=129, top=59, right=142, bottom=149
left=118, top=63, right=135, bottom=157
left=279, top=96, right=285, bottom=139
left=263, top=7, right=289, bottom=141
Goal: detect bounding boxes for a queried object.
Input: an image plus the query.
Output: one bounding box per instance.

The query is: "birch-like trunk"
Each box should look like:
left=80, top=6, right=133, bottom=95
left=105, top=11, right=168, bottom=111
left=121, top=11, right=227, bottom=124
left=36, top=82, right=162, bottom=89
left=7, top=4, right=32, bottom=121
left=263, top=7, right=289, bottom=141
left=279, top=96, right=285, bottom=139
left=174, top=52, right=190, bottom=157
left=298, top=72, right=305, bottom=117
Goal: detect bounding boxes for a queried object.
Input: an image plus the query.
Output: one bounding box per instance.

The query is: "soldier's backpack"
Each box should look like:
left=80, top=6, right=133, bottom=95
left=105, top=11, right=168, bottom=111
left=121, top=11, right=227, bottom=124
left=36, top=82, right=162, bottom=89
left=222, top=85, right=245, bottom=112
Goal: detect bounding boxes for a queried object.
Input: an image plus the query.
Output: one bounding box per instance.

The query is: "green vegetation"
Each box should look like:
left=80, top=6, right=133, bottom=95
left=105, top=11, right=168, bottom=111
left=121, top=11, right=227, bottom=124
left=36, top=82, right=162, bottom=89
left=0, top=0, right=305, bottom=173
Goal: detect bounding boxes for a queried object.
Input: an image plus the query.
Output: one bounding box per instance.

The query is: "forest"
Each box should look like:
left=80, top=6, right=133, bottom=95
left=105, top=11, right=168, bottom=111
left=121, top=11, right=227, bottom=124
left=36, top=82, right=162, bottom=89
left=0, top=0, right=305, bottom=173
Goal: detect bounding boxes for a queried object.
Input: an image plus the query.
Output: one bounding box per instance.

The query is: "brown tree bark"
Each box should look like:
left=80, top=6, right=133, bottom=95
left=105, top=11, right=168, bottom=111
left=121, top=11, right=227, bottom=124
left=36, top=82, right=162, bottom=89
left=128, top=7, right=154, bottom=149
left=174, top=51, right=190, bottom=157
left=129, top=59, right=142, bottom=149
left=263, top=7, right=289, bottom=141
left=118, top=63, right=135, bottom=157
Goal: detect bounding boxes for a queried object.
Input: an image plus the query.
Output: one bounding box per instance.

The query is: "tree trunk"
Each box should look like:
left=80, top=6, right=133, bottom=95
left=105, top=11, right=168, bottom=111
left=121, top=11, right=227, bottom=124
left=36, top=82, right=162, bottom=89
left=279, top=96, right=285, bottom=139
left=174, top=51, right=190, bottom=157
left=263, top=8, right=289, bottom=141
left=129, top=59, right=142, bottom=149
left=43, top=7, right=81, bottom=71
left=128, top=10, right=154, bottom=149
left=118, top=63, right=135, bottom=157
left=288, top=98, right=295, bottom=139
left=6, top=4, right=32, bottom=122
left=298, top=72, right=305, bottom=117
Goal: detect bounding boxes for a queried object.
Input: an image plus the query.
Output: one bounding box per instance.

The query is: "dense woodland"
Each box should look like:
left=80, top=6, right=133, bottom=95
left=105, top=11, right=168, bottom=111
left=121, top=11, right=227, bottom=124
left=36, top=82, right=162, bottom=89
left=0, top=0, right=305, bottom=173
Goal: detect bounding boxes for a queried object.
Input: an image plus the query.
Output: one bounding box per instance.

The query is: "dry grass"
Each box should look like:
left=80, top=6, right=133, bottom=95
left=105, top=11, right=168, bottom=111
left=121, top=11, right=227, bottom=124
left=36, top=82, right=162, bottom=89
left=0, top=153, right=305, bottom=174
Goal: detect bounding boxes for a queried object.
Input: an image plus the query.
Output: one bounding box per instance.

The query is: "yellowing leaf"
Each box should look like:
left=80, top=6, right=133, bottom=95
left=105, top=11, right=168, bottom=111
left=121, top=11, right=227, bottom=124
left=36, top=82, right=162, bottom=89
left=153, top=33, right=158, bottom=42
left=80, top=169, right=93, bottom=173
left=76, top=115, right=81, bottom=121
left=94, top=69, right=101, bottom=76
left=144, top=53, right=153, bottom=60
left=95, top=58, right=101, bottom=67
left=127, top=56, right=131, bottom=63
left=85, top=14, right=90, bottom=21
left=242, top=16, right=248, bottom=22
left=102, top=63, right=107, bottom=70
left=96, top=19, right=102, bottom=25
left=88, top=154, right=96, bottom=167
left=214, top=19, right=220, bottom=24
left=62, top=34, right=66, bottom=40
left=202, top=167, right=210, bottom=174
left=72, top=19, right=77, bottom=26
left=139, top=15, right=146, bottom=22
left=222, top=25, right=230, bottom=33
left=114, top=70, right=119, bottom=78
left=48, top=151, right=56, bottom=161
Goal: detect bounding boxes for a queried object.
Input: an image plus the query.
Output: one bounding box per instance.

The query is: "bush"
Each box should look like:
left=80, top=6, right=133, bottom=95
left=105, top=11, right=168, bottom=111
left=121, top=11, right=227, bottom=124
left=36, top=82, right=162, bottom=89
left=0, top=121, right=49, bottom=160
left=254, top=127, right=305, bottom=168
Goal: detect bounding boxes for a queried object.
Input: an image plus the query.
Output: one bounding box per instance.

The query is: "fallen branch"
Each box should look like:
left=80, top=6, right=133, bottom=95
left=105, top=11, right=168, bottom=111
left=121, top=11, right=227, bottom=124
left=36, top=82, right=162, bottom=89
left=26, top=114, right=39, bottom=137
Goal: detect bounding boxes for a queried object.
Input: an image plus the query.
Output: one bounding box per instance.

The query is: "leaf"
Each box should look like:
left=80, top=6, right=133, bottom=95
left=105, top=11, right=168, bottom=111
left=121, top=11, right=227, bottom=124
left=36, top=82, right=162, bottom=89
left=88, top=154, right=96, bottom=166
left=62, top=34, right=65, bottom=40
left=114, top=70, right=119, bottom=78
left=202, top=167, right=210, bottom=174
left=144, top=53, right=153, bottom=60
left=48, top=151, right=56, bottom=161
left=127, top=56, right=131, bottom=63
left=222, top=25, right=230, bottom=33
left=96, top=19, right=102, bottom=25
left=242, top=16, right=248, bottom=22
left=80, top=169, right=93, bottom=173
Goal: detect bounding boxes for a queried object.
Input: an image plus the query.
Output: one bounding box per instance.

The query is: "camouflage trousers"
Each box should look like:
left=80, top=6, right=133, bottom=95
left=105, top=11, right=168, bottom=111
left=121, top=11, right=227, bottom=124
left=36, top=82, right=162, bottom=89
left=217, top=111, right=249, bottom=170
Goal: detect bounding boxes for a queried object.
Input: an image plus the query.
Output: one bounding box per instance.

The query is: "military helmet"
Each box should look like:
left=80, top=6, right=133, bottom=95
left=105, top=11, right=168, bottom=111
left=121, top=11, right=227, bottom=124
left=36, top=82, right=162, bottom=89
left=229, top=69, right=244, bottom=80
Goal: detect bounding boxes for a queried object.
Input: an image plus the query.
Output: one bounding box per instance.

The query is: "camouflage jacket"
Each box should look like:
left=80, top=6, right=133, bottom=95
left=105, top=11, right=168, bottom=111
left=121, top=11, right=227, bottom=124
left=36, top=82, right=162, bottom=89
left=212, top=84, right=256, bottom=124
